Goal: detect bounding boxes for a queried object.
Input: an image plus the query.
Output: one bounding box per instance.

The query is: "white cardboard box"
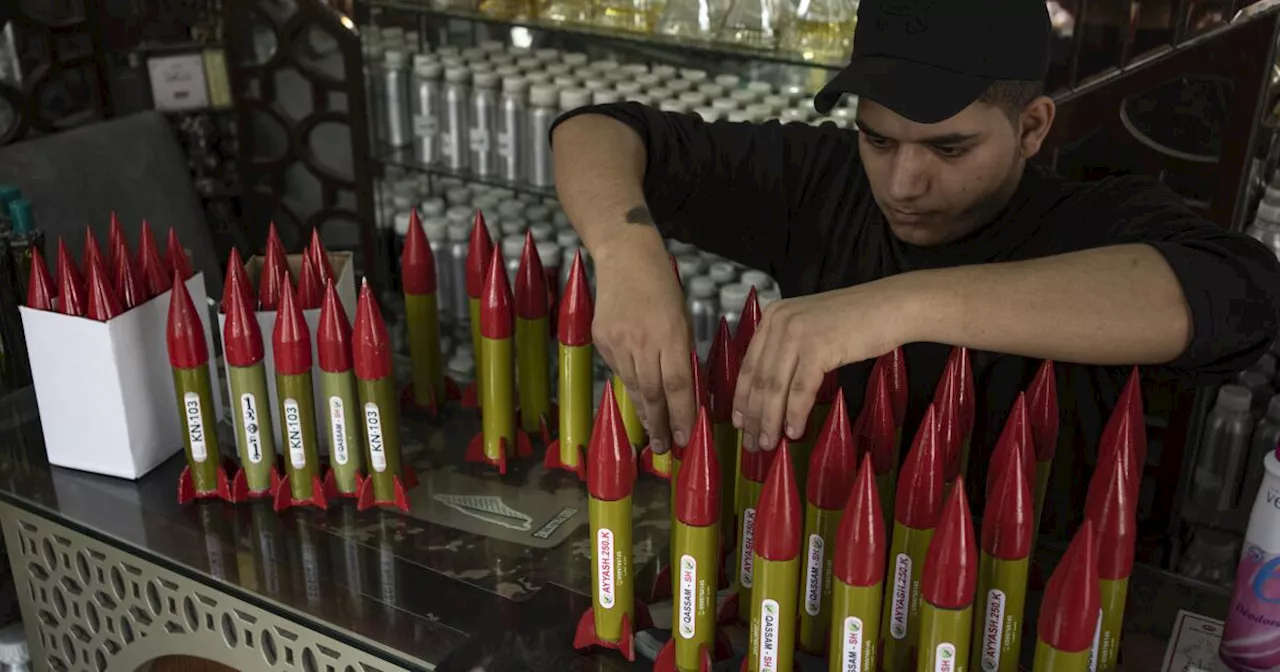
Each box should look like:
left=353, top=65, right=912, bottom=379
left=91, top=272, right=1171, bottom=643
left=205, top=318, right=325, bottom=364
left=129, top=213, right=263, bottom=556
left=21, top=272, right=222, bottom=480
left=217, top=252, right=356, bottom=453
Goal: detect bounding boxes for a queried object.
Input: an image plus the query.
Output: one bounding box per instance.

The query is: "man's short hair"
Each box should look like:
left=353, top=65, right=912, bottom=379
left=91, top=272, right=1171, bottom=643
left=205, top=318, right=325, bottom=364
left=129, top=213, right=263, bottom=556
left=978, top=80, right=1046, bottom=120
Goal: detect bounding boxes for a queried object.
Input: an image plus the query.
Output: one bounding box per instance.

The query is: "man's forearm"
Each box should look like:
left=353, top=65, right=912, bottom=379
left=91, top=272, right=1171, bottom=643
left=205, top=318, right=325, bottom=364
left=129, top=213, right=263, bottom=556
left=551, top=113, right=664, bottom=259
left=896, top=244, right=1193, bottom=365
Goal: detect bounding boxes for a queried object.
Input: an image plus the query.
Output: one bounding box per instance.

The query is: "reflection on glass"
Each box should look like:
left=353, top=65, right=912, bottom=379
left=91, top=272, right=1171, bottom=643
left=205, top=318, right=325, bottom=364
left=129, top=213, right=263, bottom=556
left=782, top=0, right=856, bottom=62
left=250, top=503, right=284, bottom=597
left=335, top=507, right=367, bottom=617
left=541, top=0, right=595, bottom=24
left=378, top=521, right=399, bottom=624
left=195, top=504, right=237, bottom=582
left=594, top=0, right=666, bottom=32
left=656, top=0, right=731, bottom=38
left=293, top=513, right=326, bottom=607
left=716, top=0, right=784, bottom=49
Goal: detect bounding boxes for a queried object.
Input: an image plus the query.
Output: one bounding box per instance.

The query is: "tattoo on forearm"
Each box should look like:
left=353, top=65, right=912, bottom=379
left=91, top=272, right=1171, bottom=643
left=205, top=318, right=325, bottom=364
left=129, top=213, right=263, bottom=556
left=625, top=205, right=655, bottom=227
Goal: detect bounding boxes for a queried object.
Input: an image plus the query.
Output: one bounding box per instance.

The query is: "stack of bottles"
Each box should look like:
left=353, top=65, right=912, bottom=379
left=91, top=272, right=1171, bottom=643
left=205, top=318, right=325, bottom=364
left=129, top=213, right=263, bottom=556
left=164, top=223, right=417, bottom=511
left=365, top=31, right=857, bottom=183
left=0, top=185, right=43, bottom=388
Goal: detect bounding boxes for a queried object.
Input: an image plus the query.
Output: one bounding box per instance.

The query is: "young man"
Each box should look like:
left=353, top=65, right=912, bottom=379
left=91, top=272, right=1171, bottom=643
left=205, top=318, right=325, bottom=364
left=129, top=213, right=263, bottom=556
left=548, top=0, right=1280, bottom=472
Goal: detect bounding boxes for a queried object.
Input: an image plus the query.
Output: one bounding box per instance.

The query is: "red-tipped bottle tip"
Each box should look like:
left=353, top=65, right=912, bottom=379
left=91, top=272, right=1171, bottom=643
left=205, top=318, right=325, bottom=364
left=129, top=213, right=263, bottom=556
left=921, top=475, right=977, bottom=609
left=259, top=234, right=289, bottom=311
left=1085, top=435, right=1137, bottom=581
left=557, top=250, right=593, bottom=346
left=223, top=267, right=264, bottom=368
left=1123, top=367, right=1147, bottom=467
left=671, top=353, right=710, bottom=462
left=895, top=404, right=945, bottom=530
left=271, top=277, right=312, bottom=375
left=934, top=359, right=964, bottom=482
left=1028, top=360, right=1059, bottom=463
left=107, top=211, right=124, bottom=269
left=167, top=228, right=193, bottom=280
left=401, top=209, right=436, bottom=296
left=26, top=248, right=54, bottom=311
left=115, top=243, right=145, bottom=310
left=1038, top=521, right=1100, bottom=653
left=833, top=453, right=886, bottom=587
left=317, top=280, right=353, bottom=373
left=674, top=407, right=720, bottom=526
left=83, top=226, right=102, bottom=275
left=807, top=388, right=858, bottom=510
left=515, top=231, right=548, bottom=320
left=56, top=239, right=85, bottom=317
left=465, top=211, right=494, bottom=299
left=981, top=426, right=1033, bottom=561
left=137, top=222, right=169, bottom=298
left=987, top=394, right=1034, bottom=504
left=859, top=365, right=897, bottom=475
left=353, top=279, right=391, bottom=380
left=707, top=317, right=738, bottom=423
left=296, top=251, right=323, bottom=310
left=816, top=370, right=839, bottom=405
left=754, top=440, right=801, bottom=561
left=886, top=347, right=908, bottom=427
left=733, top=286, right=761, bottom=360
left=480, top=245, right=513, bottom=340
left=167, top=271, right=209, bottom=368
left=85, top=257, right=123, bottom=321
left=587, top=380, right=637, bottom=501
left=1098, top=391, right=1141, bottom=497
left=309, top=228, right=335, bottom=285
left=953, top=347, right=974, bottom=438
left=221, top=249, right=254, bottom=313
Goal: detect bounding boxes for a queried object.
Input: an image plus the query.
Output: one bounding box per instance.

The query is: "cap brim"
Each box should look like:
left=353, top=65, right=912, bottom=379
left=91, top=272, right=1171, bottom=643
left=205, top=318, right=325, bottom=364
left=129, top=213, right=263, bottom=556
left=814, top=55, right=995, bottom=124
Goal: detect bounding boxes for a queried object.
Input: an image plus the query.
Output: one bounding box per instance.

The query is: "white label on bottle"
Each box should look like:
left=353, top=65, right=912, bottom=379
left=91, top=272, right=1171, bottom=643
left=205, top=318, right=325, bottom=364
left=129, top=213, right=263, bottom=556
left=329, top=397, right=349, bottom=466
left=804, top=533, right=825, bottom=616
left=284, top=399, right=306, bottom=469
left=470, top=130, right=490, bottom=153
left=981, top=589, right=1006, bottom=670
left=889, top=552, right=912, bottom=639
left=185, top=392, right=206, bottom=462
left=678, top=554, right=696, bottom=639
left=366, top=403, right=386, bottom=472
left=1087, top=607, right=1102, bottom=672
left=758, top=598, right=780, bottom=672
left=239, top=393, right=263, bottom=464
left=840, top=616, right=864, bottom=672
left=497, top=131, right=514, bottom=156
left=739, top=508, right=756, bottom=588
left=413, top=114, right=438, bottom=136
left=934, top=642, right=957, bottom=671
left=596, top=527, right=615, bottom=608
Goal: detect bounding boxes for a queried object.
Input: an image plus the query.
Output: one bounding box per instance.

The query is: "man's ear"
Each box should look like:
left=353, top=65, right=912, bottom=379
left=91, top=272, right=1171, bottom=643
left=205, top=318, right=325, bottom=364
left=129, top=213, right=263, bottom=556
left=1018, top=96, right=1056, bottom=158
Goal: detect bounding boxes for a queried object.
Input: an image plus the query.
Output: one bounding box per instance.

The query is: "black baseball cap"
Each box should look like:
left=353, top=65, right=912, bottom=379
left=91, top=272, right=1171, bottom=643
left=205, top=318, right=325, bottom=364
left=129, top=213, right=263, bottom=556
left=814, top=0, right=1052, bottom=123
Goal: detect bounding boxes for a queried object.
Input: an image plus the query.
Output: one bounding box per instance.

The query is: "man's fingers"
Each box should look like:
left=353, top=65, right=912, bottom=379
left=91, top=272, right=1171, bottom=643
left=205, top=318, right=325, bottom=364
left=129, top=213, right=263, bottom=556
left=637, top=352, right=672, bottom=454
left=660, top=346, right=696, bottom=449
left=784, top=365, right=824, bottom=441
left=735, top=323, right=772, bottom=451
left=749, top=337, right=797, bottom=452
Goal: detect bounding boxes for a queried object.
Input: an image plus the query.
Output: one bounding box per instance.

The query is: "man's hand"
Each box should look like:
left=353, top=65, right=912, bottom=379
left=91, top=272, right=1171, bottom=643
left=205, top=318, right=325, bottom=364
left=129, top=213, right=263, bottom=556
left=733, top=279, right=916, bottom=452
left=593, top=224, right=696, bottom=455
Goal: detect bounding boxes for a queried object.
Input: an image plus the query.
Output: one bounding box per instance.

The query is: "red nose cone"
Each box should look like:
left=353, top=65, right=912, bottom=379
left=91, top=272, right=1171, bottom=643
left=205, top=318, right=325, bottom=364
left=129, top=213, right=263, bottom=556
left=755, top=440, right=801, bottom=561
left=221, top=249, right=255, bottom=314
left=82, top=226, right=102, bottom=276
left=137, top=222, right=170, bottom=298
left=1028, top=360, right=1059, bottom=463
left=859, top=364, right=896, bottom=476
left=741, top=438, right=778, bottom=482
left=56, top=239, right=85, bottom=317
left=85, top=257, right=123, bottom=321
left=222, top=267, right=264, bottom=368
left=259, top=231, right=289, bottom=311
left=353, top=280, right=392, bottom=380
left=953, top=347, right=974, bottom=438
left=707, top=317, right=738, bottom=423
left=885, top=347, right=908, bottom=427
left=107, top=211, right=125, bottom=272
left=167, top=228, right=193, bottom=281
left=1098, top=391, right=1141, bottom=498
left=272, top=278, right=312, bottom=375
left=317, top=281, right=352, bottom=373
left=981, top=426, right=1033, bottom=561
left=816, top=370, right=839, bottom=405
left=733, top=286, right=761, bottom=361
left=679, top=354, right=710, bottom=458
left=587, top=380, right=637, bottom=501
left=1086, top=432, right=1137, bottom=581
left=1122, top=367, right=1147, bottom=468
left=266, top=220, right=287, bottom=267
left=167, top=272, right=209, bottom=369
left=115, top=244, right=145, bottom=310
left=480, top=246, right=514, bottom=340
left=833, top=453, right=886, bottom=587
left=26, top=248, right=54, bottom=311
left=895, top=404, right=945, bottom=530
left=986, top=394, right=1034, bottom=505
left=401, top=209, right=437, bottom=296
left=309, top=229, right=335, bottom=286
left=934, top=359, right=964, bottom=483
left=1038, top=521, right=1100, bottom=653
left=807, top=388, right=858, bottom=510
left=557, top=251, right=593, bottom=346
left=921, top=476, right=977, bottom=610
left=297, top=252, right=323, bottom=310
left=515, top=231, right=548, bottom=320
left=466, top=211, right=494, bottom=299
left=674, top=407, right=720, bottom=526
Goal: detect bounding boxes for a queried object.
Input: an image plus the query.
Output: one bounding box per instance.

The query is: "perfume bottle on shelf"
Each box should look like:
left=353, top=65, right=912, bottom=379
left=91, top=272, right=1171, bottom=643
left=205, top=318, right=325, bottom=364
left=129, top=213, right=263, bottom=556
left=716, top=0, right=785, bottom=49
left=782, top=0, right=857, bottom=62
left=541, top=0, right=594, bottom=24
left=655, top=0, right=731, bottom=38
left=594, top=0, right=665, bottom=33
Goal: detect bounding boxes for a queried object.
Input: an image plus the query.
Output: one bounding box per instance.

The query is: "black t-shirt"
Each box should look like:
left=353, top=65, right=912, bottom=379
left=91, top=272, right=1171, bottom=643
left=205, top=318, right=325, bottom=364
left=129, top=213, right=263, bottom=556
left=551, top=103, right=1280, bottom=518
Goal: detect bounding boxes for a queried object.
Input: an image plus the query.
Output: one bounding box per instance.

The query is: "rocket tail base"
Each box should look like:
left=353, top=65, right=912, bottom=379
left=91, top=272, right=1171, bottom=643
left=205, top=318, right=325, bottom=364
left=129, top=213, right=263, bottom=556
left=654, top=639, right=715, bottom=672
left=399, top=377, right=462, bottom=418
left=639, top=445, right=672, bottom=480
left=573, top=609, right=637, bottom=662
left=177, top=466, right=232, bottom=505
left=355, top=474, right=411, bottom=512
left=466, top=434, right=509, bottom=474
left=229, top=466, right=282, bottom=503
left=650, top=563, right=673, bottom=602
left=321, top=468, right=365, bottom=500
left=271, top=474, right=329, bottom=511
left=543, top=439, right=586, bottom=480
left=517, top=407, right=558, bottom=446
